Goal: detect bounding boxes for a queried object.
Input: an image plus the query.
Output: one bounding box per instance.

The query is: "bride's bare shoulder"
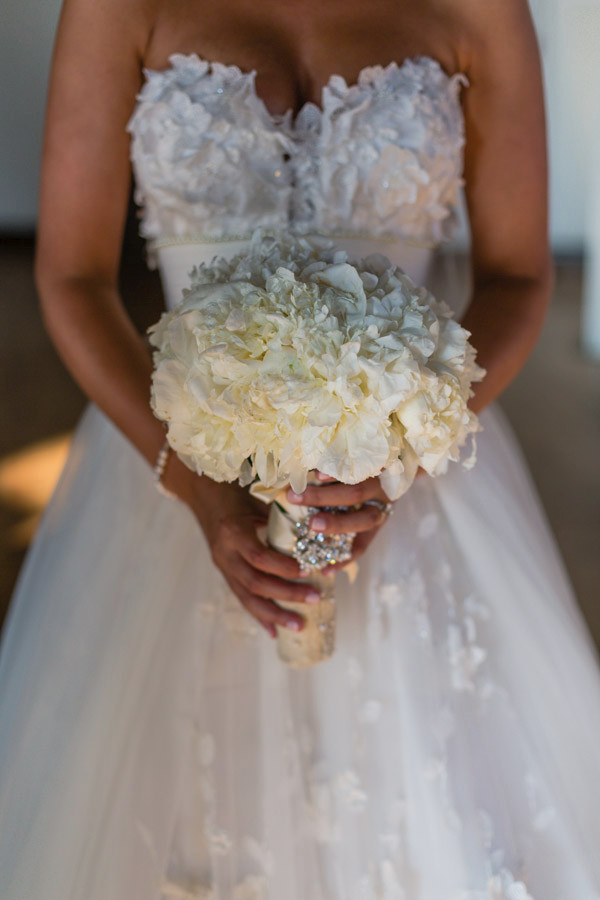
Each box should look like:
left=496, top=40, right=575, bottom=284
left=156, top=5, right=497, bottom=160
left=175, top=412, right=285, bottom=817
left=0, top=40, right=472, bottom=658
left=53, top=0, right=158, bottom=65
left=37, top=0, right=163, bottom=282
left=436, top=0, right=534, bottom=29
left=436, top=0, right=540, bottom=76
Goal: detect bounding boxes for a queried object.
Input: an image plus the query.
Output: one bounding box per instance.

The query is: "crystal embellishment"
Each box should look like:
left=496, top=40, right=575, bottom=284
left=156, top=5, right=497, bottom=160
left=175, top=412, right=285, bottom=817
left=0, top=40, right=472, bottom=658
left=291, top=506, right=356, bottom=572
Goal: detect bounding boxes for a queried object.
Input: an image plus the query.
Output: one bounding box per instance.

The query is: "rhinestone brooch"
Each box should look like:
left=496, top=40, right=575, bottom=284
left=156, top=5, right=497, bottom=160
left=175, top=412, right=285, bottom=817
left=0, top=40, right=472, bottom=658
left=291, top=506, right=356, bottom=573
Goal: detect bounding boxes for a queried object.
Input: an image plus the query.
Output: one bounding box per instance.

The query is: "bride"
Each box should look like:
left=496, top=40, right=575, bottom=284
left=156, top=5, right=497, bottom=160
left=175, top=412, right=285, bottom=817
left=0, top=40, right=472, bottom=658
left=2, top=0, right=600, bottom=897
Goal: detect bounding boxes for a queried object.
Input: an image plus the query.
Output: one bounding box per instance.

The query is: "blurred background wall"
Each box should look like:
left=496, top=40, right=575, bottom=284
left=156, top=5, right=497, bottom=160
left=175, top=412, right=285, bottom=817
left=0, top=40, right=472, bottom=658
left=0, top=0, right=62, bottom=230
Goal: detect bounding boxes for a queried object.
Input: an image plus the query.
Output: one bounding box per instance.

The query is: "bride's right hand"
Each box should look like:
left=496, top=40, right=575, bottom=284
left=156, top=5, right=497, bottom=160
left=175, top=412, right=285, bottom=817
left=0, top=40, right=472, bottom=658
left=165, top=458, right=316, bottom=638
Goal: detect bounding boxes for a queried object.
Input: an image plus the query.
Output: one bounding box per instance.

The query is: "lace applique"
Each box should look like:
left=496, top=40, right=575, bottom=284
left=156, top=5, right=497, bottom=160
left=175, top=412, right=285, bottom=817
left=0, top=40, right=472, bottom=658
left=421, top=704, right=462, bottom=833
left=206, top=826, right=233, bottom=855
left=464, top=811, right=536, bottom=900
left=196, top=732, right=216, bottom=767
left=347, top=654, right=364, bottom=687
left=161, top=881, right=215, bottom=899
left=487, top=873, right=534, bottom=900
left=417, top=511, right=440, bottom=539
left=126, top=54, right=468, bottom=254
left=357, top=859, right=407, bottom=900
left=195, top=580, right=260, bottom=638
left=242, top=836, right=275, bottom=876
left=222, top=605, right=260, bottom=638
left=459, top=872, right=535, bottom=900
left=359, top=698, right=383, bottom=723
left=445, top=588, right=504, bottom=702
left=337, top=768, right=369, bottom=812
left=305, top=763, right=343, bottom=843
left=219, top=585, right=260, bottom=638
left=191, top=727, right=234, bottom=866
left=232, top=874, right=269, bottom=900
left=523, top=772, right=557, bottom=832
left=447, top=620, right=488, bottom=693
left=376, top=565, right=432, bottom=642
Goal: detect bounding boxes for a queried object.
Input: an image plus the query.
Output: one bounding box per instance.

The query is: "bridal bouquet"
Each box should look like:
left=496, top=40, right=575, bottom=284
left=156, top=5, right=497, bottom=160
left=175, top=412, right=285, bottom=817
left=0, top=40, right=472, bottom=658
left=148, top=229, right=485, bottom=667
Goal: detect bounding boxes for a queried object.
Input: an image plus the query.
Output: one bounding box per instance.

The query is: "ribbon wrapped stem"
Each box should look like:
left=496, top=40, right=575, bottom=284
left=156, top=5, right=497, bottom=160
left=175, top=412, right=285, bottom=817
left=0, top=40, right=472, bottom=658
left=265, top=481, right=355, bottom=667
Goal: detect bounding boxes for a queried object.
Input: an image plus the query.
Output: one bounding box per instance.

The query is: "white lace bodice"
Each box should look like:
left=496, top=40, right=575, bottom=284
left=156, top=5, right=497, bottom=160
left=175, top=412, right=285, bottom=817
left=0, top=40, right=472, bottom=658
left=126, top=53, right=469, bottom=261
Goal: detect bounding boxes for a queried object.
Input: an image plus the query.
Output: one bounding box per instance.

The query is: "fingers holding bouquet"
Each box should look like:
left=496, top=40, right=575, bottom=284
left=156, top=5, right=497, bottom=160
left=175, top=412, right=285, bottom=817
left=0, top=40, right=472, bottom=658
left=287, top=474, right=393, bottom=534
left=199, top=482, right=315, bottom=638
left=285, top=472, right=398, bottom=570
left=285, top=466, right=429, bottom=567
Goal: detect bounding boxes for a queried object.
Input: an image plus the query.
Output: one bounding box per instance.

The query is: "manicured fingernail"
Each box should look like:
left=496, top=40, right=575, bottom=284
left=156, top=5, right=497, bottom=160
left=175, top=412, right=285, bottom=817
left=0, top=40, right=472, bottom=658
left=306, top=591, right=321, bottom=604
left=287, top=490, right=304, bottom=503
left=311, top=517, right=326, bottom=531
left=287, top=619, right=301, bottom=631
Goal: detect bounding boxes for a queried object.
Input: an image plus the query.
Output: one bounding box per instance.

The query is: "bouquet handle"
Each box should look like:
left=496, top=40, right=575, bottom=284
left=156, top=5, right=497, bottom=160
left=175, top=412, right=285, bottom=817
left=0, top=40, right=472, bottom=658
left=266, top=497, right=337, bottom=668
left=267, top=482, right=353, bottom=669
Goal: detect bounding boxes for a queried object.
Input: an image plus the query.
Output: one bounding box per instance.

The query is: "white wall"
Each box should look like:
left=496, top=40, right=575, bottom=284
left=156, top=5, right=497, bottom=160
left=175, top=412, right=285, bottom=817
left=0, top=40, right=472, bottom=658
left=0, top=0, right=62, bottom=229
left=0, top=0, right=598, bottom=253
left=538, top=1, right=600, bottom=252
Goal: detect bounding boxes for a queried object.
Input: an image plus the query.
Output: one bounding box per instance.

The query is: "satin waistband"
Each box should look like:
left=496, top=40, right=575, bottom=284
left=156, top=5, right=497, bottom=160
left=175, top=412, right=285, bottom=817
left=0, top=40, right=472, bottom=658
left=151, top=234, right=434, bottom=310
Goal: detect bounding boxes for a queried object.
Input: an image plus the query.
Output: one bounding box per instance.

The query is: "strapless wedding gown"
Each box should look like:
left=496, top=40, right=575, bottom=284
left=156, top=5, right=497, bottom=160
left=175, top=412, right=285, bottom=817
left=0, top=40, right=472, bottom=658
left=1, top=54, right=600, bottom=900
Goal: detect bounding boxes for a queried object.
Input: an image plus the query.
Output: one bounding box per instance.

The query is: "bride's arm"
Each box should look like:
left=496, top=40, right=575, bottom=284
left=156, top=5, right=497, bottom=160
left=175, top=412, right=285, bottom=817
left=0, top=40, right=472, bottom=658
left=35, top=0, right=313, bottom=635
left=35, top=0, right=167, bottom=471
left=457, top=0, right=554, bottom=414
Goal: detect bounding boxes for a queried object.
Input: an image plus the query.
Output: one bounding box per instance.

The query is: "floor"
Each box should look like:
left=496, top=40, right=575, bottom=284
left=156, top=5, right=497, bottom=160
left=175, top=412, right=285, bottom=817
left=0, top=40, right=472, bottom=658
left=1, top=220, right=599, bottom=648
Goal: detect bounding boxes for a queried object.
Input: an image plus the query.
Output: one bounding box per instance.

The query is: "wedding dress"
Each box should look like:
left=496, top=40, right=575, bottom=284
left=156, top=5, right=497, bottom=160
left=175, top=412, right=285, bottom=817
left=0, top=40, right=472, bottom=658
left=2, top=53, right=600, bottom=900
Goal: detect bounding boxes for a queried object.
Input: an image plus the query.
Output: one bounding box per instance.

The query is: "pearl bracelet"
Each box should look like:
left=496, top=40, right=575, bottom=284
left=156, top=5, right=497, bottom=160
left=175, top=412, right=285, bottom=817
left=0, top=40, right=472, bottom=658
left=153, top=438, right=177, bottom=499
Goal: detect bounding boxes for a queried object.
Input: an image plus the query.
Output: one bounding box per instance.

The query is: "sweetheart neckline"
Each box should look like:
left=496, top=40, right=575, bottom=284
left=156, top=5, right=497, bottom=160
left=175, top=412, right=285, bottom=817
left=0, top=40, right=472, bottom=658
left=140, top=51, right=469, bottom=128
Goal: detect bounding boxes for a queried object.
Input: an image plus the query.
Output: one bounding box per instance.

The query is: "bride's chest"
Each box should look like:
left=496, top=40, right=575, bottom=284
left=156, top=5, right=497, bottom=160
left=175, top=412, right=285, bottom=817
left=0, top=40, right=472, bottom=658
left=143, top=0, right=450, bottom=114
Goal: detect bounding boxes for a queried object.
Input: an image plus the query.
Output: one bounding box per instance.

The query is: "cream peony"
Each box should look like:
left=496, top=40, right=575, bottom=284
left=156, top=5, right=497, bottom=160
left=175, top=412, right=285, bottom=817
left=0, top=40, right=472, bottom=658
left=148, top=228, right=485, bottom=499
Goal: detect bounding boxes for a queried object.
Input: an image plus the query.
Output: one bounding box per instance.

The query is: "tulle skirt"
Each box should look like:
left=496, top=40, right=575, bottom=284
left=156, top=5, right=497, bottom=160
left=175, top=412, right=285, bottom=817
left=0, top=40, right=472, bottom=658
left=1, top=400, right=600, bottom=900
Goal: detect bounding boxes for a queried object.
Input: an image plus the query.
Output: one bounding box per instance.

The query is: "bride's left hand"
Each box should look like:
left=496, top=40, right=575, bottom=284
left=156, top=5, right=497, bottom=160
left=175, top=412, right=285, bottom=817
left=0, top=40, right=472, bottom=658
left=286, top=469, right=424, bottom=567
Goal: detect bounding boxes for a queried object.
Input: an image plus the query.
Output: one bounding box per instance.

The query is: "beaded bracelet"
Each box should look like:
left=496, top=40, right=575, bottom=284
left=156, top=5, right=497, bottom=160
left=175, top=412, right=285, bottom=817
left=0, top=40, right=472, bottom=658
left=153, top=438, right=178, bottom=499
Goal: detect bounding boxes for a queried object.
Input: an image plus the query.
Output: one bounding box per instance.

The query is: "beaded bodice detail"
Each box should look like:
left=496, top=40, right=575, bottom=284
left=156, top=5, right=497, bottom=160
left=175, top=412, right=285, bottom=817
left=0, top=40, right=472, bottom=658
left=126, top=53, right=469, bottom=256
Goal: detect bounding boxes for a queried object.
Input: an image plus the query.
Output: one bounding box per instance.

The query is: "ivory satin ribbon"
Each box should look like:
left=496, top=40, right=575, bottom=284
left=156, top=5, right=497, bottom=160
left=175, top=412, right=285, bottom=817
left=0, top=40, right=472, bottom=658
left=266, top=490, right=338, bottom=669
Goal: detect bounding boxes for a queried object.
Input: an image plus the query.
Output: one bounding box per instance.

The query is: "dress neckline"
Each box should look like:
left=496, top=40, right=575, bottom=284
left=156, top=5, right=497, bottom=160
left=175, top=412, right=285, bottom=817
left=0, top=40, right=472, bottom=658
left=140, top=51, right=468, bottom=129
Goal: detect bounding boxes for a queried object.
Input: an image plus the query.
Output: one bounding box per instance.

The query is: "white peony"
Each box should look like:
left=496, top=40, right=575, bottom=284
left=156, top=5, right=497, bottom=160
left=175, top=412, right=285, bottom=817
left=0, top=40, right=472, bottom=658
left=148, top=228, right=485, bottom=499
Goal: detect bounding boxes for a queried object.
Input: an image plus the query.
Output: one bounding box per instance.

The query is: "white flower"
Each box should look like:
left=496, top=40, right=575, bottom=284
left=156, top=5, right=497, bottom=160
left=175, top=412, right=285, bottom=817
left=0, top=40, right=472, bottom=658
left=307, top=60, right=468, bottom=243
left=127, top=54, right=294, bottom=245
left=149, top=228, right=485, bottom=498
